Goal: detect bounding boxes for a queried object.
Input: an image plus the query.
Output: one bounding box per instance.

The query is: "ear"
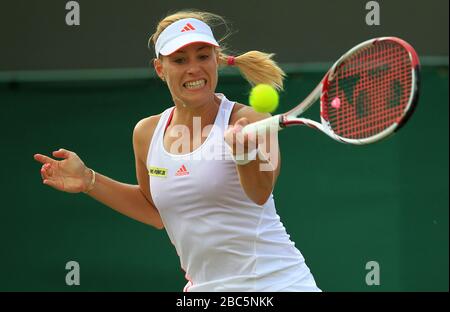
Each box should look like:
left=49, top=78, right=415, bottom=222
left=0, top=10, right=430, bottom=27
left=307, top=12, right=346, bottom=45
left=153, top=58, right=165, bottom=81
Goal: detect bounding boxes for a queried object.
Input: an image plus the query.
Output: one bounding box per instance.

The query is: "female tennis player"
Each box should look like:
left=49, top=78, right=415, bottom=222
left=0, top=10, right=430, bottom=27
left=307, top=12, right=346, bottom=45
left=34, top=10, right=320, bottom=292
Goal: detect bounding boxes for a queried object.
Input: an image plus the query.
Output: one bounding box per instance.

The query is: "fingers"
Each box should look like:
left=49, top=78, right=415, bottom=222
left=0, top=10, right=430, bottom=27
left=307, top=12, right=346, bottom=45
left=40, top=163, right=52, bottom=180
left=247, top=131, right=257, bottom=143
left=224, top=127, right=258, bottom=157
left=33, top=153, right=55, bottom=165
left=42, top=178, right=60, bottom=190
left=34, top=147, right=72, bottom=164
left=233, top=118, right=250, bottom=132
left=231, top=119, right=258, bottom=145
left=52, top=148, right=72, bottom=159
left=40, top=164, right=62, bottom=191
left=234, top=117, right=250, bottom=127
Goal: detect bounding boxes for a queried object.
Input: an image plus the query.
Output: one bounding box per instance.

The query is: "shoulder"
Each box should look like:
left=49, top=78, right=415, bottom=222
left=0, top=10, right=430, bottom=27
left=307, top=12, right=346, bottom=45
left=229, top=102, right=271, bottom=125
left=133, top=114, right=164, bottom=163
left=133, top=114, right=163, bottom=144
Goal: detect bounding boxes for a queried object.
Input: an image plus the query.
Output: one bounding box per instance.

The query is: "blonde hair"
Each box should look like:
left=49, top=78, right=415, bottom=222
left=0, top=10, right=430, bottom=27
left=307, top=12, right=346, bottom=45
left=149, top=10, right=286, bottom=90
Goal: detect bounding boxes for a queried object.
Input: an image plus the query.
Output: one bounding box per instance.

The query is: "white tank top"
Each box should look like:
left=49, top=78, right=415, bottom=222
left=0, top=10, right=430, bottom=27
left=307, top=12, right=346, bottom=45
left=147, top=94, right=318, bottom=292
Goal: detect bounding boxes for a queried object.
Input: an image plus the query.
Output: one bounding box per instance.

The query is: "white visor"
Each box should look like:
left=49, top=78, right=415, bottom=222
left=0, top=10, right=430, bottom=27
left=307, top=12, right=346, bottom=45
left=153, top=18, right=220, bottom=57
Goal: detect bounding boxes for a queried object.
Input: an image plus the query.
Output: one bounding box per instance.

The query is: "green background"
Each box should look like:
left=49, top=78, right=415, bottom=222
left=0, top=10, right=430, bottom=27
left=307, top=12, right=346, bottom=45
left=0, top=64, right=448, bottom=291
left=1, top=0, right=448, bottom=70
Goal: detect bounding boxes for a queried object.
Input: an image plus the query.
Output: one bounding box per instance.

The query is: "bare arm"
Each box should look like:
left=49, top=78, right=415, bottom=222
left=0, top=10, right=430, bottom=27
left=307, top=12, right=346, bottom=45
left=34, top=116, right=164, bottom=229
left=226, top=104, right=281, bottom=205
left=84, top=173, right=163, bottom=229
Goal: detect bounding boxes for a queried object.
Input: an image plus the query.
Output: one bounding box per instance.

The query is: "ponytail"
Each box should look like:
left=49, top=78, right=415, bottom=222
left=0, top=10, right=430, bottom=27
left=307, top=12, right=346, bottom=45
left=219, top=51, right=285, bottom=91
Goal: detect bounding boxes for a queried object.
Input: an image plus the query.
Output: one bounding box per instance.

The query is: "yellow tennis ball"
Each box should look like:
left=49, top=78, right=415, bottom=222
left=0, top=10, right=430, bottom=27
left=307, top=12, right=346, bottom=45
left=249, top=84, right=279, bottom=113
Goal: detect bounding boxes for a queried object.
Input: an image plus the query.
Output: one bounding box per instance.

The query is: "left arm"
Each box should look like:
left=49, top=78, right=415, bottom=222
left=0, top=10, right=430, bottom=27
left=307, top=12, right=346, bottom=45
left=225, top=104, right=281, bottom=205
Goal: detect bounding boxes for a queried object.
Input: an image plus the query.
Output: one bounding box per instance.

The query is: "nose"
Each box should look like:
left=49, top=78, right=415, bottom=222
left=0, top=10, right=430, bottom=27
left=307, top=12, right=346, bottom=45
left=186, top=60, right=202, bottom=75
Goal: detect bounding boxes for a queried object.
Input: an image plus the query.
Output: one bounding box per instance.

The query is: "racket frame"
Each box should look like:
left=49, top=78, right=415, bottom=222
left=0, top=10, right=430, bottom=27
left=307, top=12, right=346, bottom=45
left=242, top=37, right=421, bottom=145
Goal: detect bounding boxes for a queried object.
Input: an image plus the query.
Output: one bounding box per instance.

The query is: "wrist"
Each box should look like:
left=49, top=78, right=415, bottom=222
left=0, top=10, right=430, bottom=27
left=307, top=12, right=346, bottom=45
left=83, top=168, right=96, bottom=193
left=226, top=143, right=259, bottom=166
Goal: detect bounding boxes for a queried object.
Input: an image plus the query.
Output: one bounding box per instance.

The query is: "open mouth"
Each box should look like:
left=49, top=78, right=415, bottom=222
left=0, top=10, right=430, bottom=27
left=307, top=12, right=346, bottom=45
left=183, top=79, right=207, bottom=90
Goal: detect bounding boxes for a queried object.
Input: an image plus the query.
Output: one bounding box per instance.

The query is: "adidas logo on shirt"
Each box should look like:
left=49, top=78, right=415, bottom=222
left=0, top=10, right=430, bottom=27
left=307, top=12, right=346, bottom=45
left=175, top=164, right=189, bottom=176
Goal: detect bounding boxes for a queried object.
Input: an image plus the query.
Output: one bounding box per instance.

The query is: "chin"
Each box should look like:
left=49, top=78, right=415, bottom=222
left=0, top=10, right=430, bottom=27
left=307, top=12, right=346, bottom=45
left=182, top=90, right=213, bottom=105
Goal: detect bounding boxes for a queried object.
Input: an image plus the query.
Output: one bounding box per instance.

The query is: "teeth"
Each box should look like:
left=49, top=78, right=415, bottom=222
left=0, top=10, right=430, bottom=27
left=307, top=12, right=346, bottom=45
left=184, top=79, right=206, bottom=89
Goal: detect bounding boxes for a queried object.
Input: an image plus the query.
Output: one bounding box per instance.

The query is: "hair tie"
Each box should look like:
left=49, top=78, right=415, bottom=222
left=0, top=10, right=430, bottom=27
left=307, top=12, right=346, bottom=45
left=227, top=56, right=236, bottom=66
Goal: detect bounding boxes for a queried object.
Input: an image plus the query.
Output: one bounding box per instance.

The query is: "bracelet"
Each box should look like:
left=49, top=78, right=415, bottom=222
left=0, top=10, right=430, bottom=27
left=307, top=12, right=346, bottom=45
left=83, top=168, right=96, bottom=193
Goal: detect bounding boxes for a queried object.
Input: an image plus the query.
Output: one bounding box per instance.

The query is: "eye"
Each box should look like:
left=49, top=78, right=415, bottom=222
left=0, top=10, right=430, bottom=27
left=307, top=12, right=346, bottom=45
left=173, top=57, right=186, bottom=64
left=199, top=54, right=209, bottom=61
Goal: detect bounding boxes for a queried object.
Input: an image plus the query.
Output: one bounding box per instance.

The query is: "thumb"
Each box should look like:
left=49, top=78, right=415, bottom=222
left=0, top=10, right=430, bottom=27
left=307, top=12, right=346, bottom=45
left=234, top=117, right=250, bottom=128
left=52, top=148, right=71, bottom=159
left=233, top=118, right=250, bottom=133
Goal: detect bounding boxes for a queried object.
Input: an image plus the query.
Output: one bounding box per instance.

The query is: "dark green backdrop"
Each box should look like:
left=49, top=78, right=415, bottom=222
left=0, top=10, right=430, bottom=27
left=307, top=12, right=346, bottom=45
left=0, top=64, right=448, bottom=291
left=1, top=0, right=448, bottom=70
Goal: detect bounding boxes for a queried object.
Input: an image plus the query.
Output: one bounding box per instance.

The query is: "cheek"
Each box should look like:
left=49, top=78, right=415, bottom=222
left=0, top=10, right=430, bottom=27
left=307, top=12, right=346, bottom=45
left=208, top=67, right=219, bottom=88
left=210, top=76, right=218, bottom=90
left=164, top=76, right=179, bottom=94
left=164, top=70, right=180, bottom=87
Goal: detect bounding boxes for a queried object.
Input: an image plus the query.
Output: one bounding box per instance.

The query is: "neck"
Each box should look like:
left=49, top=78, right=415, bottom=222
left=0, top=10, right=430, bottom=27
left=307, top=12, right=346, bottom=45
left=172, top=94, right=222, bottom=129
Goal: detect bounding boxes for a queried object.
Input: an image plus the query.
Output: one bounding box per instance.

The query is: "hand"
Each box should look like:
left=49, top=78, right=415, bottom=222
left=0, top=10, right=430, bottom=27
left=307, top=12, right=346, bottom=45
left=224, top=118, right=262, bottom=157
left=33, top=148, right=93, bottom=193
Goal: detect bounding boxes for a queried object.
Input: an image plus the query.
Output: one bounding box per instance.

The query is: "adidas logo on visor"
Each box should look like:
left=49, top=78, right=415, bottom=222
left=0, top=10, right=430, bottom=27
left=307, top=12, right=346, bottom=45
left=181, top=23, right=196, bottom=32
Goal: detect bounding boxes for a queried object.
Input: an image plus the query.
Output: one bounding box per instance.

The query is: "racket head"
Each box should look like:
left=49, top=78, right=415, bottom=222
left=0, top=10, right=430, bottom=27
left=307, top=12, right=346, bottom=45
left=320, top=37, right=420, bottom=144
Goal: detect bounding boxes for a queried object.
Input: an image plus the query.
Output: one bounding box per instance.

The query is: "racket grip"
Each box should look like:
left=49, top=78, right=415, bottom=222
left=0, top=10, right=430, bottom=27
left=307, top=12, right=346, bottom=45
left=241, top=115, right=282, bottom=136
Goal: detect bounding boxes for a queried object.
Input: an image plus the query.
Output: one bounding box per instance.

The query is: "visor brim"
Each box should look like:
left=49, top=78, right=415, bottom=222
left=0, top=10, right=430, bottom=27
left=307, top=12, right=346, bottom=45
left=158, top=34, right=219, bottom=56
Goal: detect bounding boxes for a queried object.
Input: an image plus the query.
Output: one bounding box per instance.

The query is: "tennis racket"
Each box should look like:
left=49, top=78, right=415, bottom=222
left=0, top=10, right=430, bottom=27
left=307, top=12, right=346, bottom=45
left=242, top=37, right=420, bottom=145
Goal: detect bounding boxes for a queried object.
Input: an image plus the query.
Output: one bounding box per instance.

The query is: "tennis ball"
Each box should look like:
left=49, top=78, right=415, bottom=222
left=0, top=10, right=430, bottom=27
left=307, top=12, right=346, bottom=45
left=249, top=84, right=279, bottom=113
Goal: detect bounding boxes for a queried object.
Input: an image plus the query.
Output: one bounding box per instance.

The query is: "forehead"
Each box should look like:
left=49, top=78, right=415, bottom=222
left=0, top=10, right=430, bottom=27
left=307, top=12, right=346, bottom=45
left=170, top=43, right=214, bottom=55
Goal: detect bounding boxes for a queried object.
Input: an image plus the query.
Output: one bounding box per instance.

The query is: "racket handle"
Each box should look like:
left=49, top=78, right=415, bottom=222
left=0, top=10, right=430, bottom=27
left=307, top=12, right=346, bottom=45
left=241, top=115, right=282, bottom=136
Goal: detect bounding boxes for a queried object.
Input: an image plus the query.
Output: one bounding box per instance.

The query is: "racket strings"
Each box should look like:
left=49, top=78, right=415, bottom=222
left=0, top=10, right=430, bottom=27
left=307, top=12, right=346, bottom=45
left=325, top=41, right=413, bottom=139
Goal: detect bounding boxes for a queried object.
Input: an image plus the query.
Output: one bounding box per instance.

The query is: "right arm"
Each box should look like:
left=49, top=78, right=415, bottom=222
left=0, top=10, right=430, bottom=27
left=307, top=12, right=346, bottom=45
left=34, top=115, right=164, bottom=230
